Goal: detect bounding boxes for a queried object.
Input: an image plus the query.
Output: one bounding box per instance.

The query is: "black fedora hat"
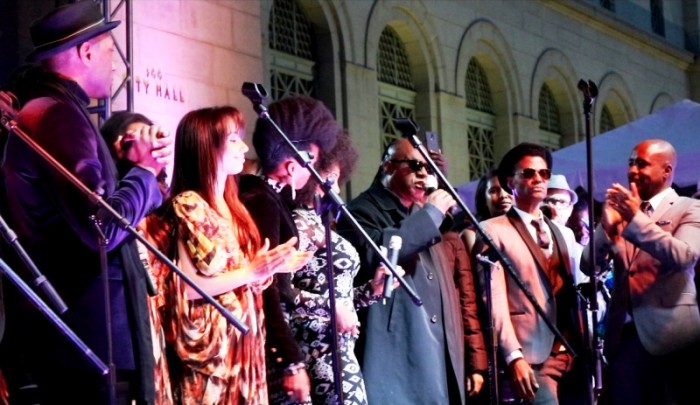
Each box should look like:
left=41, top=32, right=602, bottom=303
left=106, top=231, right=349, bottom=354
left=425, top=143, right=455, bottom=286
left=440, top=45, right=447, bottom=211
left=27, top=1, right=121, bottom=62
left=497, top=142, right=552, bottom=194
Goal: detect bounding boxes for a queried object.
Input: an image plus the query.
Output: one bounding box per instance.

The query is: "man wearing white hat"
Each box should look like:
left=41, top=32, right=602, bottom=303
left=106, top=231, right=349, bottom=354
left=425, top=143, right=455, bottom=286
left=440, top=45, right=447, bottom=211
left=544, top=174, right=578, bottom=227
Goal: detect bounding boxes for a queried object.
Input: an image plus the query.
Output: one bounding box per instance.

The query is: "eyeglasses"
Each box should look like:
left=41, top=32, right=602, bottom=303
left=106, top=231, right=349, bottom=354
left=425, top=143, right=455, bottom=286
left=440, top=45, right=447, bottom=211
left=518, top=168, right=551, bottom=180
left=544, top=197, right=571, bottom=208
left=391, top=159, right=432, bottom=174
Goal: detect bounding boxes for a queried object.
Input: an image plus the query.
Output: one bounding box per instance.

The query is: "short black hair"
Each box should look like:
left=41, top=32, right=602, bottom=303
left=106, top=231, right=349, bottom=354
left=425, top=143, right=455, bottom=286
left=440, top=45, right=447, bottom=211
left=497, top=142, right=552, bottom=194
left=252, top=96, right=339, bottom=174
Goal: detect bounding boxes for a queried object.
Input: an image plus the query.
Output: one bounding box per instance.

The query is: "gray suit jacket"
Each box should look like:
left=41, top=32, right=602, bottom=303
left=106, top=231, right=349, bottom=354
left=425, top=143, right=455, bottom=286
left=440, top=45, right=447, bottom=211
left=475, top=209, right=582, bottom=365
left=583, top=190, right=700, bottom=356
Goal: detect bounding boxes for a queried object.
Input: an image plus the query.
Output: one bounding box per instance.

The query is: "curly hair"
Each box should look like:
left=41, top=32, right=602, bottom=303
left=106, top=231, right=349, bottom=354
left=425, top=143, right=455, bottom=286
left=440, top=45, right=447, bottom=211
left=295, top=130, right=358, bottom=206
left=252, top=96, right=339, bottom=173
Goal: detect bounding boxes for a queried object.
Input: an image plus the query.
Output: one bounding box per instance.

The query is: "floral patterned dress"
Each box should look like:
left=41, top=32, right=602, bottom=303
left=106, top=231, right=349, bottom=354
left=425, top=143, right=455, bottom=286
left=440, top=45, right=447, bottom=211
left=167, top=191, right=270, bottom=405
left=285, top=207, right=381, bottom=405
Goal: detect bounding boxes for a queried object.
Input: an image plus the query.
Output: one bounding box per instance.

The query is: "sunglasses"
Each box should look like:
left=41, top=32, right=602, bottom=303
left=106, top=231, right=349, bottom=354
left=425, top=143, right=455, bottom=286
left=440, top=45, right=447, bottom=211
left=391, top=159, right=433, bottom=174
left=518, top=168, right=551, bottom=180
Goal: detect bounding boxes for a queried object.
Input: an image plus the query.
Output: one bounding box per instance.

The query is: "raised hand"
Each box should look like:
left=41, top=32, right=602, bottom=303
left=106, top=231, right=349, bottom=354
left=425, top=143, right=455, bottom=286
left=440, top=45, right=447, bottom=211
left=123, top=124, right=174, bottom=176
left=425, top=189, right=456, bottom=215
left=606, top=182, right=642, bottom=223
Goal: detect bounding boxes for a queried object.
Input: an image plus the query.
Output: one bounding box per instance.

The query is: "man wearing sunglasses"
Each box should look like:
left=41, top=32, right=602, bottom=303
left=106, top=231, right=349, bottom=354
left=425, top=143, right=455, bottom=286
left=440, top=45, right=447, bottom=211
left=338, top=138, right=465, bottom=404
left=472, top=142, right=586, bottom=404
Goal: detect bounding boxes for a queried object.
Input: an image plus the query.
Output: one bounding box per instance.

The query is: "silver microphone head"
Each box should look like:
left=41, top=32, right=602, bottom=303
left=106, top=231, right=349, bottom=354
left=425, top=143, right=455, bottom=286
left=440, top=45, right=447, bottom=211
left=425, top=174, right=438, bottom=194
left=389, top=235, right=403, bottom=250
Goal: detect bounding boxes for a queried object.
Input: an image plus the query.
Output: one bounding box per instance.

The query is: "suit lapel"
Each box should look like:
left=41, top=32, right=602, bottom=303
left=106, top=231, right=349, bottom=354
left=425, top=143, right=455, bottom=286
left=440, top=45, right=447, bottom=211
left=506, top=209, right=551, bottom=280
left=629, top=191, right=677, bottom=263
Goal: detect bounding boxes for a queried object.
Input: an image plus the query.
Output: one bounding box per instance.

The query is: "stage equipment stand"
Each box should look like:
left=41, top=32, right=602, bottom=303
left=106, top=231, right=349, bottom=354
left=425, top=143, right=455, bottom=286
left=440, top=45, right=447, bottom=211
left=242, top=82, right=419, bottom=405
left=393, top=117, right=577, bottom=405
left=577, top=78, right=602, bottom=403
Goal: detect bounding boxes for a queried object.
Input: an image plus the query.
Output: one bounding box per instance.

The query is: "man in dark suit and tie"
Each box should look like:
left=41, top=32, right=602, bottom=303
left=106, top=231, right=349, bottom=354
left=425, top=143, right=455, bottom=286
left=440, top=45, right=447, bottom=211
left=582, top=139, right=700, bottom=405
left=473, top=142, right=586, bottom=404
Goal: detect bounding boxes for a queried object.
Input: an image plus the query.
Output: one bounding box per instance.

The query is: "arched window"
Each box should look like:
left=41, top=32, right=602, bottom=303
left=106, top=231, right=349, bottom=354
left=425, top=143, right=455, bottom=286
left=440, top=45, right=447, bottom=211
left=465, top=58, right=496, bottom=180
left=269, top=0, right=316, bottom=100
left=377, top=27, right=416, bottom=148
left=538, top=84, right=562, bottom=150
left=600, top=104, right=616, bottom=134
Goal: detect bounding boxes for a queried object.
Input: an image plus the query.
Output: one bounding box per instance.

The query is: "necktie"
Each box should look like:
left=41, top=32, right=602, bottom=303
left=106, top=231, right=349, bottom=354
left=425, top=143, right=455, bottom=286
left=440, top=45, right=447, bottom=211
left=640, top=201, right=653, bottom=217
left=531, top=218, right=551, bottom=249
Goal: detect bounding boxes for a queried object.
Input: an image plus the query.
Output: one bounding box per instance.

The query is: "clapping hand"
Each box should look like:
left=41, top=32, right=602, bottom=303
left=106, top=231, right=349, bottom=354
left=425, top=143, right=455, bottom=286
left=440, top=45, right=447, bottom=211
left=250, top=237, right=312, bottom=282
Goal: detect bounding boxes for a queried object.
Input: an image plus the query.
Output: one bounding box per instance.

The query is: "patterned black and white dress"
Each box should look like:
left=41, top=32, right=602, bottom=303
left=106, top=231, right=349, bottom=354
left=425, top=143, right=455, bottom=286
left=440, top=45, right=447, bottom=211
left=288, top=207, right=380, bottom=405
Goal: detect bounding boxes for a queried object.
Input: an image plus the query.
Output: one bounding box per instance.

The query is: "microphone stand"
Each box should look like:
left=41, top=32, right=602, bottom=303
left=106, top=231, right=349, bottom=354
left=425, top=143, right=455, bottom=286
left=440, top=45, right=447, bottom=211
left=577, top=78, right=602, bottom=402
left=319, top=192, right=344, bottom=405
left=91, top=217, right=116, bottom=405
left=0, top=209, right=67, bottom=315
left=242, top=83, right=422, bottom=404
left=393, top=117, right=577, bottom=405
left=0, top=91, right=249, bottom=403
left=0, top=242, right=107, bottom=374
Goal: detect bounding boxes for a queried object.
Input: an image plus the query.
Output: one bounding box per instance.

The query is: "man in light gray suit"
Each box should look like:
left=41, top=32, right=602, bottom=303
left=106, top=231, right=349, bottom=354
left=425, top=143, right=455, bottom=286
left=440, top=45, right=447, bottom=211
left=582, top=139, right=700, bottom=405
left=473, top=143, right=586, bottom=404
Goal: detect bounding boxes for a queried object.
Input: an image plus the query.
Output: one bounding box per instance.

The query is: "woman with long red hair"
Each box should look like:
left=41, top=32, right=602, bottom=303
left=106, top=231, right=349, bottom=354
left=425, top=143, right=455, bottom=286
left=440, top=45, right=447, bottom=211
left=148, top=106, right=311, bottom=404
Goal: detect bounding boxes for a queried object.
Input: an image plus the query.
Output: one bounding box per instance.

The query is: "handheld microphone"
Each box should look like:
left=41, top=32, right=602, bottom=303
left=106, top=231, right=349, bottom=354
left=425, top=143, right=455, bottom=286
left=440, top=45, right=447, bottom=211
left=383, top=235, right=402, bottom=304
left=424, top=174, right=438, bottom=195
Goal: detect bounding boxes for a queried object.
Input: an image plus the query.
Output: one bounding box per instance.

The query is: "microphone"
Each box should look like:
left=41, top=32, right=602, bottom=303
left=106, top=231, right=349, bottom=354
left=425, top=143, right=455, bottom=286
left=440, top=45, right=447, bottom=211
left=383, top=235, right=402, bottom=304
left=424, top=174, right=438, bottom=195
left=241, top=82, right=268, bottom=106
left=392, top=117, right=420, bottom=138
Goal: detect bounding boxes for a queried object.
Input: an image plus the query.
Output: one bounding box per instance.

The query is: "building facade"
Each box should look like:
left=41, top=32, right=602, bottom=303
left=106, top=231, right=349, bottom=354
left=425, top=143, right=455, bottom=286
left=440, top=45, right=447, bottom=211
left=2, top=0, right=698, bottom=197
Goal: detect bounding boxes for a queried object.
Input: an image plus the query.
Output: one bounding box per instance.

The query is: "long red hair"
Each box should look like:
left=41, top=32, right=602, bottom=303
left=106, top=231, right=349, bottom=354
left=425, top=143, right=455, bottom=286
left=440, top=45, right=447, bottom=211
left=148, top=106, right=260, bottom=259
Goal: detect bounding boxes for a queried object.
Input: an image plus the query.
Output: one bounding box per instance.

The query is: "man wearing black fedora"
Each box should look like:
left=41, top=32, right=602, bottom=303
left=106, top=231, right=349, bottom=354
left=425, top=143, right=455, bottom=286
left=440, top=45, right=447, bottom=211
left=0, top=2, right=172, bottom=404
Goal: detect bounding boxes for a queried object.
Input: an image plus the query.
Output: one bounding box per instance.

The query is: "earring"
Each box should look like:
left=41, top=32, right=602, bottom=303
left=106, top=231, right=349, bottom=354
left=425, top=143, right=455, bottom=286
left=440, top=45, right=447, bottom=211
left=290, top=173, right=296, bottom=201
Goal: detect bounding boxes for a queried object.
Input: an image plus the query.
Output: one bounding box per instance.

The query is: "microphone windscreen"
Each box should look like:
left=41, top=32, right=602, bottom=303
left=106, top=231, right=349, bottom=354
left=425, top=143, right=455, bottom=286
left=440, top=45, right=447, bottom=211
left=425, top=174, right=438, bottom=194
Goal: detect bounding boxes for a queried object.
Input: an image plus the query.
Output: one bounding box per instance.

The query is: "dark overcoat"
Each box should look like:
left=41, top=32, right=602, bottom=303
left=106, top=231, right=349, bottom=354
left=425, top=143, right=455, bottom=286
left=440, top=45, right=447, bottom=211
left=1, top=72, right=158, bottom=402
left=337, top=184, right=465, bottom=405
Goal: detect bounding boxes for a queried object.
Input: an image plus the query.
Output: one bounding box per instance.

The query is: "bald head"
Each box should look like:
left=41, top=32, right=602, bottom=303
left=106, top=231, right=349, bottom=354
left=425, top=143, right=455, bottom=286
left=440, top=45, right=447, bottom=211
left=629, top=138, right=676, bottom=200
left=638, top=139, right=676, bottom=166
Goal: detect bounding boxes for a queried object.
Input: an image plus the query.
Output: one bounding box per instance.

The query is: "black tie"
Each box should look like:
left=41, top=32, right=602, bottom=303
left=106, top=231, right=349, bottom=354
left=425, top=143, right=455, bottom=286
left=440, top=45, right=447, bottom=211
left=640, top=201, right=653, bottom=217
left=531, top=218, right=551, bottom=249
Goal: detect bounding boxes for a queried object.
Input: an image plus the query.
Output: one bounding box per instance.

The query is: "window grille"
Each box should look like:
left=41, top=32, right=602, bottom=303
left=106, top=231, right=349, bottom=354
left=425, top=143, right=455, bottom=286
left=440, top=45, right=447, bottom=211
left=269, top=0, right=316, bottom=100
left=466, top=59, right=493, bottom=114
left=538, top=84, right=561, bottom=133
left=377, top=27, right=416, bottom=149
left=378, top=27, right=415, bottom=90
left=467, top=124, right=495, bottom=180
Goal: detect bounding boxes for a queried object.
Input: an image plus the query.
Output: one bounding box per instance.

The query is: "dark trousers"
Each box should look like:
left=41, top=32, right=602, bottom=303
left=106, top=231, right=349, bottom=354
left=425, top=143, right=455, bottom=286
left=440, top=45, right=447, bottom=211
left=602, top=322, right=700, bottom=405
